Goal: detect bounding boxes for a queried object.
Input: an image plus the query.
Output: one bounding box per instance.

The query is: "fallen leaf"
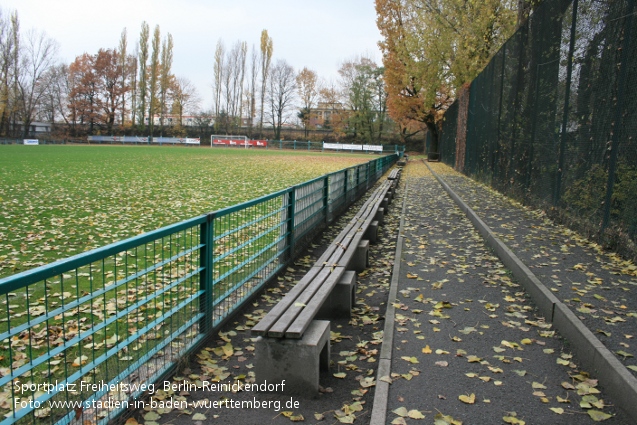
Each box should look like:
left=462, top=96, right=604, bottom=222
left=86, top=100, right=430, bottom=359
left=408, top=409, right=426, bottom=419
left=587, top=410, right=613, bottom=422
left=459, top=394, right=476, bottom=404
left=392, top=407, right=409, bottom=417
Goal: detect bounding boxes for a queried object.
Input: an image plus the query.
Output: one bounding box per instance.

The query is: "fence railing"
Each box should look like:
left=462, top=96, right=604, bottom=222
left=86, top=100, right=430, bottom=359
left=0, top=153, right=397, bottom=425
left=438, top=0, right=637, bottom=260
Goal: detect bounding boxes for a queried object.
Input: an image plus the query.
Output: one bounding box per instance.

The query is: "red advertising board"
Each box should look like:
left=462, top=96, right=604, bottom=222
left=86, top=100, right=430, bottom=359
left=212, top=139, right=268, bottom=147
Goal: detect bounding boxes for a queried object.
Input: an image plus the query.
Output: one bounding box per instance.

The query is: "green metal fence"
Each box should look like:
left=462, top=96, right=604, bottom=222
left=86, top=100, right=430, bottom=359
left=438, top=0, right=637, bottom=260
left=0, top=154, right=397, bottom=425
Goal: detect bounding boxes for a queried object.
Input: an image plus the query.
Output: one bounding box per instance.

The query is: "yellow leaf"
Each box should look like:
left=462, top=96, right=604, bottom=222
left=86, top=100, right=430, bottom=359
left=459, top=393, right=476, bottom=404
left=503, top=414, right=525, bottom=424
left=550, top=408, right=564, bottom=414
left=392, top=407, right=409, bottom=417
left=587, top=410, right=613, bottom=422
left=422, top=345, right=432, bottom=354
left=408, top=410, right=426, bottom=419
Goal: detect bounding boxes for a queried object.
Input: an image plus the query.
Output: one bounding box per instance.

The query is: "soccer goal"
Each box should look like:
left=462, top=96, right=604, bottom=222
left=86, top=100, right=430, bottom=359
left=210, top=134, right=248, bottom=148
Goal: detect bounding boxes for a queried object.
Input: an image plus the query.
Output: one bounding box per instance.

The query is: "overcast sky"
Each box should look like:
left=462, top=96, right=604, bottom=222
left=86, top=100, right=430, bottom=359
left=2, top=0, right=383, bottom=110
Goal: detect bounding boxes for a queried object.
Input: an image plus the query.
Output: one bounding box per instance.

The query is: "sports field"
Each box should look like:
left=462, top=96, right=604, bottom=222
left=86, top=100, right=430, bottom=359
left=0, top=145, right=372, bottom=278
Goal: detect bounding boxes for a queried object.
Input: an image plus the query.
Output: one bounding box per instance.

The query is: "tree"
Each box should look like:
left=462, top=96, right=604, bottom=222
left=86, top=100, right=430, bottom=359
left=212, top=39, right=224, bottom=120
left=296, top=67, right=319, bottom=137
left=246, top=45, right=258, bottom=137
left=171, top=76, right=200, bottom=126
left=258, top=29, right=273, bottom=136
left=137, top=21, right=149, bottom=129
left=118, top=28, right=128, bottom=125
left=266, top=59, right=296, bottom=140
left=375, top=0, right=516, bottom=150
left=95, top=48, right=124, bottom=133
left=38, top=63, right=69, bottom=124
left=159, top=32, right=173, bottom=134
left=318, top=81, right=347, bottom=138
left=68, top=53, right=98, bottom=131
left=339, top=57, right=388, bottom=144
left=212, top=38, right=248, bottom=134
left=148, top=25, right=161, bottom=139
left=15, top=29, right=59, bottom=138
left=0, top=9, right=20, bottom=136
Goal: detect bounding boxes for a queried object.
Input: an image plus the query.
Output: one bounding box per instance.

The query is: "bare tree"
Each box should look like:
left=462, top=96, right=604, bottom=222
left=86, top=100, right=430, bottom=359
left=37, top=63, right=67, bottom=123
left=171, top=76, right=200, bottom=126
left=266, top=59, right=296, bottom=140
left=118, top=28, right=128, bottom=125
left=296, top=67, right=320, bottom=137
left=159, top=32, right=173, bottom=133
left=148, top=25, right=160, bottom=138
left=212, top=39, right=224, bottom=119
left=137, top=21, right=149, bottom=128
left=246, top=45, right=258, bottom=137
left=15, top=29, right=58, bottom=138
left=258, top=29, right=273, bottom=136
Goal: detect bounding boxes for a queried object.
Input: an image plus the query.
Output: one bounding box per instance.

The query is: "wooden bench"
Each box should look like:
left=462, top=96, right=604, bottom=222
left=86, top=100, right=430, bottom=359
left=252, top=179, right=394, bottom=395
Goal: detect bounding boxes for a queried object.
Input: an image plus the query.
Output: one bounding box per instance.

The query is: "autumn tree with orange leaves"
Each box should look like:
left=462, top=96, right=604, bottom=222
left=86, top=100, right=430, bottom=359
left=375, top=0, right=516, bottom=151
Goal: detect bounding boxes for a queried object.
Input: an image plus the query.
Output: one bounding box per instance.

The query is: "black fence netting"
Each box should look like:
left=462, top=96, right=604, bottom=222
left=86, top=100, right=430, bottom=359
left=439, top=0, right=637, bottom=260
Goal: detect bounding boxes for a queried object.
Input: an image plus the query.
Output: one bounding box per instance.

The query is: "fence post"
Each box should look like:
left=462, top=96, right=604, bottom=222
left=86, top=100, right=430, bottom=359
left=554, top=0, right=579, bottom=205
left=286, top=188, right=296, bottom=260
left=323, top=176, right=330, bottom=224
left=199, top=213, right=214, bottom=335
left=602, top=0, right=635, bottom=230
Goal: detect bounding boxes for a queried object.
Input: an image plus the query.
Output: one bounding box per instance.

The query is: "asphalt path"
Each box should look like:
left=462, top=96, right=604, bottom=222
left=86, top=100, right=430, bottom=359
left=380, top=160, right=632, bottom=425
left=124, top=159, right=635, bottom=425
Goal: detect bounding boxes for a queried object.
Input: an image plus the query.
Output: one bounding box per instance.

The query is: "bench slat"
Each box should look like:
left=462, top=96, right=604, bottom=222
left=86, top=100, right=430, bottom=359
left=253, top=177, right=394, bottom=341
left=267, top=267, right=341, bottom=338
left=285, top=267, right=346, bottom=338
left=251, top=267, right=324, bottom=336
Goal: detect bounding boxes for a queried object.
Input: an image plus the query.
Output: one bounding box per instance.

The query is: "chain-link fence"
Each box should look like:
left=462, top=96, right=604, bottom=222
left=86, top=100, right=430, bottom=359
left=439, top=0, right=637, bottom=260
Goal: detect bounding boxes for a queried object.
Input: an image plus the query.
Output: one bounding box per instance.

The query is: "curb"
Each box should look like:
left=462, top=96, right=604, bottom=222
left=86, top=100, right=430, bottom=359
left=425, top=162, right=637, bottom=423
left=370, top=179, right=408, bottom=425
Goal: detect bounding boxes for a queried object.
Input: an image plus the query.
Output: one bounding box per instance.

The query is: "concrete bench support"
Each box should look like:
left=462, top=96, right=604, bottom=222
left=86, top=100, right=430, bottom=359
left=254, top=320, right=330, bottom=397
left=375, top=207, right=385, bottom=225
left=351, top=240, right=370, bottom=271
left=317, top=271, right=357, bottom=319
left=364, top=221, right=379, bottom=244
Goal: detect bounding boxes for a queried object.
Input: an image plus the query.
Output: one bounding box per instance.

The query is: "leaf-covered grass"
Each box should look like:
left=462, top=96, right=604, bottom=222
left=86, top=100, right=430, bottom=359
left=0, top=145, right=376, bottom=424
left=0, top=145, right=371, bottom=278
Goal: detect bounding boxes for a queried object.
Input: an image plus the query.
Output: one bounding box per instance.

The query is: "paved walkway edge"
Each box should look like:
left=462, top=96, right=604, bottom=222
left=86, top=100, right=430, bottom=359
left=370, top=179, right=408, bottom=425
left=425, top=161, right=637, bottom=423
